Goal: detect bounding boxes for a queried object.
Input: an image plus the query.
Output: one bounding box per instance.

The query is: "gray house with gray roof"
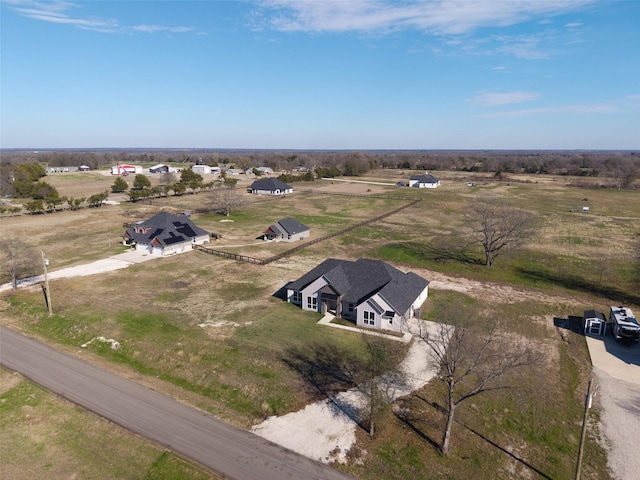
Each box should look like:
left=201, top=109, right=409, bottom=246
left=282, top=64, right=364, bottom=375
left=249, top=178, right=293, bottom=195
left=286, top=258, right=429, bottom=332
left=264, top=218, right=310, bottom=242
left=123, top=211, right=210, bottom=256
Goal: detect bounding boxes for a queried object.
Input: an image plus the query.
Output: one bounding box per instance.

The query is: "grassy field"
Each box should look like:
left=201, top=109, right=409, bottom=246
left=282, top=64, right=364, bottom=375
left=2, top=169, right=638, bottom=478
left=0, top=368, right=218, bottom=480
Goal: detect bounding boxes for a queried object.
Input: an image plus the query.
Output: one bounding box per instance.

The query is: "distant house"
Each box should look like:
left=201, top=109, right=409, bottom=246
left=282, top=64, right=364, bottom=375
left=111, top=164, right=143, bottom=175
left=79, top=165, right=90, bottom=172
left=46, top=166, right=78, bottom=173
left=286, top=258, right=429, bottom=333
left=265, top=218, right=310, bottom=242
left=246, top=166, right=274, bottom=176
left=149, top=164, right=177, bottom=174
left=409, top=174, right=440, bottom=188
left=191, top=165, right=211, bottom=175
left=122, top=211, right=210, bottom=256
left=249, top=178, right=293, bottom=195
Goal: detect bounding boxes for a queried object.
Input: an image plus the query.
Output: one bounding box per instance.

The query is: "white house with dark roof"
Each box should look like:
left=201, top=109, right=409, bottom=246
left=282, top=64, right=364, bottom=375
left=409, top=173, right=440, bottom=188
left=286, top=258, right=429, bottom=333
left=249, top=178, right=293, bottom=195
left=264, top=218, right=310, bottom=242
left=122, top=211, right=210, bottom=256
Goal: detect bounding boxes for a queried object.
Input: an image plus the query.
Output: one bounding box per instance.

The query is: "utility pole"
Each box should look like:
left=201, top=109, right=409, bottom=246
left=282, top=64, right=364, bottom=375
left=41, top=251, right=52, bottom=317
left=575, top=378, right=597, bottom=480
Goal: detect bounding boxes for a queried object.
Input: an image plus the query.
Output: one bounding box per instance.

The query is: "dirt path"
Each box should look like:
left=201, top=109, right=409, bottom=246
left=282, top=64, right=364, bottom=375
left=415, top=267, right=581, bottom=308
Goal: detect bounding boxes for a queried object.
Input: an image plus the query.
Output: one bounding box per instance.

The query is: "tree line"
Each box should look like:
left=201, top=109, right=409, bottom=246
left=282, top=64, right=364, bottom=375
left=2, top=150, right=638, bottom=195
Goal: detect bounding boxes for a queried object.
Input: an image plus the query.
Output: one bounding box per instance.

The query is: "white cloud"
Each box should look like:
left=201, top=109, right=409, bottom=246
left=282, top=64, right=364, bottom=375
left=492, top=32, right=554, bottom=60
left=130, top=25, right=196, bottom=34
left=626, top=94, right=640, bottom=101
left=5, top=0, right=196, bottom=34
left=260, top=0, right=596, bottom=35
left=467, top=91, right=541, bottom=108
left=476, top=103, right=616, bottom=117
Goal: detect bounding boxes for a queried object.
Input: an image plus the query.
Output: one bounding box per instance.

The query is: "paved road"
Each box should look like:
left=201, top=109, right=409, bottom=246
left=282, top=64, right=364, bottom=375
left=0, top=326, right=354, bottom=480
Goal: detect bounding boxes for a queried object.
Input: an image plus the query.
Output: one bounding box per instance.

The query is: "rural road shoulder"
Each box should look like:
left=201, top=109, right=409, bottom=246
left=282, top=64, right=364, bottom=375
left=0, top=326, right=354, bottom=480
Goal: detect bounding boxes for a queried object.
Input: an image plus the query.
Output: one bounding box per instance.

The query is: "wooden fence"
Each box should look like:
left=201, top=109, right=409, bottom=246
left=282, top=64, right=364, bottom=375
left=194, top=198, right=422, bottom=265
left=193, top=245, right=265, bottom=264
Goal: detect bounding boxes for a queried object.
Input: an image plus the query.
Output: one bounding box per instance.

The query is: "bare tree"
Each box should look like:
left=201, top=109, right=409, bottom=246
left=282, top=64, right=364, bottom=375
left=159, top=171, right=177, bottom=186
left=209, top=185, right=245, bottom=217
left=354, top=332, right=406, bottom=438
left=414, top=311, right=537, bottom=456
left=472, top=199, right=538, bottom=267
left=0, top=236, right=39, bottom=288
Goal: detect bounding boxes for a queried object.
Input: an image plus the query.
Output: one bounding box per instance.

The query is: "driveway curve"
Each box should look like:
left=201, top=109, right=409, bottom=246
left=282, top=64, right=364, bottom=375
left=0, top=326, right=353, bottom=480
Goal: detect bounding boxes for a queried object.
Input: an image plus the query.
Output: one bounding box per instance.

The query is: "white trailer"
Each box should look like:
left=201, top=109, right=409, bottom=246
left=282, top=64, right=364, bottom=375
left=609, top=306, right=640, bottom=342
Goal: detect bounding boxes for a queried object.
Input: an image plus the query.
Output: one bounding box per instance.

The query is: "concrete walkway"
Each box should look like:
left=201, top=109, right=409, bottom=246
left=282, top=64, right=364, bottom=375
left=317, top=313, right=413, bottom=343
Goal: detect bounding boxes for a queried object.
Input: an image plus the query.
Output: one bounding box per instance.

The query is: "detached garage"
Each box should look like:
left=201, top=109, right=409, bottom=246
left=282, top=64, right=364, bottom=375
left=584, top=309, right=607, bottom=336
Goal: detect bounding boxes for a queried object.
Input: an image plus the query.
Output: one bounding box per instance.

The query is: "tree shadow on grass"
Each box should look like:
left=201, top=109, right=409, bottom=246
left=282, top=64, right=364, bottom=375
left=407, top=394, right=553, bottom=479
left=282, top=342, right=367, bottom=430
left=391, top=241, right=483, bottom=266
left=517, top=267, right=640, bottom=306
left=393, top=396, right=441, bottom=452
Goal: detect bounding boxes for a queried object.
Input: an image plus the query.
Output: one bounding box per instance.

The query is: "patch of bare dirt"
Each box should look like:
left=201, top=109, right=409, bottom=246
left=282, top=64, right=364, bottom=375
left=0, top=369, right=23, bottom=394
left=413, top=267, right=581, bottom=308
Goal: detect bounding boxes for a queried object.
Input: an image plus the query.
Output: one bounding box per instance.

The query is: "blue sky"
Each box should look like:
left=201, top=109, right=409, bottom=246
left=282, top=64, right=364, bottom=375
left=1, top=0, right=638, bottom=149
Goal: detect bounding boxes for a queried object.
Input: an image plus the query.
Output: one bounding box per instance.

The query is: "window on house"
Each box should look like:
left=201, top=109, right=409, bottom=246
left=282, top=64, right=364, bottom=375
left=363, top=311, right=375, bottom=325
left=348, top=304, right=354, bottom=312
left=307, top=296, right=317, bottom=310
left=292, top=291, right=302, bottom=304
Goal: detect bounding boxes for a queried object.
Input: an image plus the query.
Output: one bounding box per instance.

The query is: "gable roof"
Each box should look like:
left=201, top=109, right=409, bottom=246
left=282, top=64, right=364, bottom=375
left=250, top=178, right=292, bottom=192
left=409, top=174, right=439, bottom=183
left=124, top=211, right=209, bottom=247
left=289, top=258, right=429, bottom=314
left=267, top=217, right=309, bottom=236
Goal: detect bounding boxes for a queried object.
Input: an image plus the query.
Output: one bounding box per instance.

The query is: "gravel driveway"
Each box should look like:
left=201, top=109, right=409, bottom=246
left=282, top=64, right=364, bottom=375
left=0, top=249, right=156, bottom=293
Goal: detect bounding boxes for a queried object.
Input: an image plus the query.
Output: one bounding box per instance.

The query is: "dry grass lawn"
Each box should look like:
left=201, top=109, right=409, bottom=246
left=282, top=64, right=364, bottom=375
left=2, top=169, right=636, bottom=479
